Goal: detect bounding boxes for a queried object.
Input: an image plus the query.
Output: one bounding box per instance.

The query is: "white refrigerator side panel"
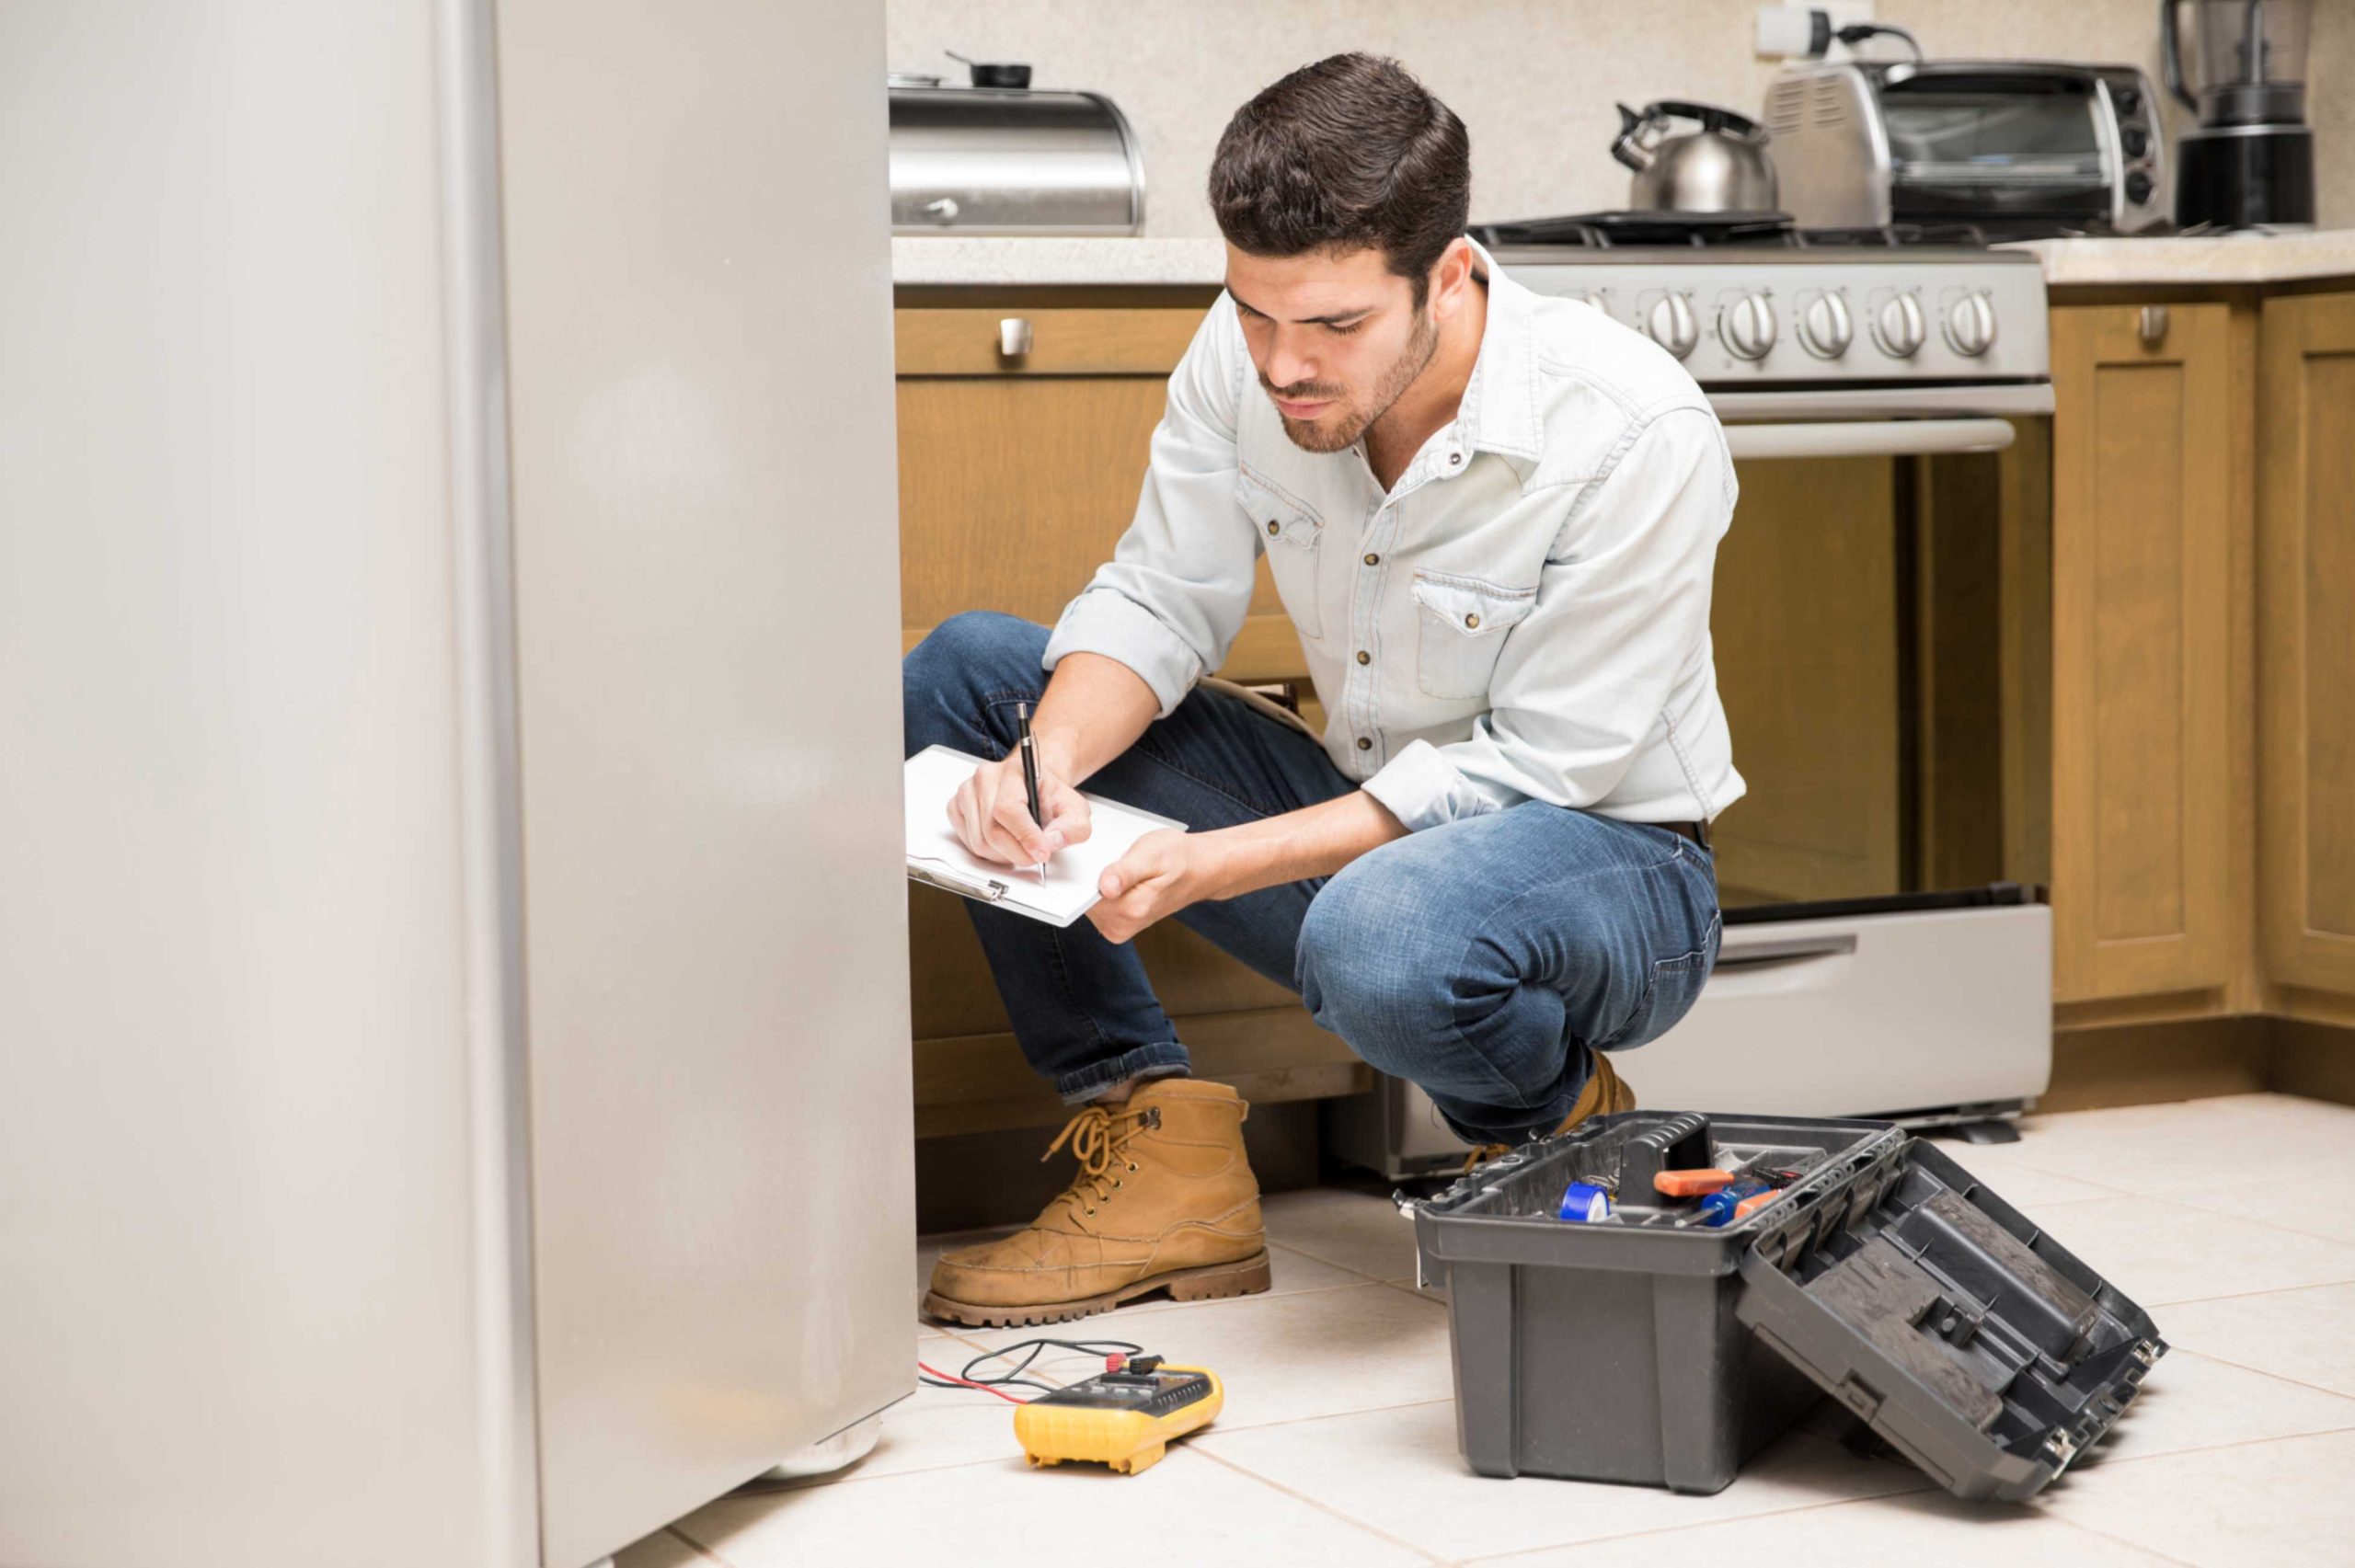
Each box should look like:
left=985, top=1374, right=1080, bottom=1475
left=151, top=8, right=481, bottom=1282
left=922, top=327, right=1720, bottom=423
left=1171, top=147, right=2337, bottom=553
left=0, top=4, right=512, bottom=1565
left=492, top=3, right=915, bottom=1562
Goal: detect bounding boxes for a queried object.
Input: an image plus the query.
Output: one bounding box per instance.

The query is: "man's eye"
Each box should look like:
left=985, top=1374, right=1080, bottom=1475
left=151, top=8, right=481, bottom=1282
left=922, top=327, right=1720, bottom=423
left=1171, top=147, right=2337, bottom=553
left=1327, top=320, right=1364, bottom=337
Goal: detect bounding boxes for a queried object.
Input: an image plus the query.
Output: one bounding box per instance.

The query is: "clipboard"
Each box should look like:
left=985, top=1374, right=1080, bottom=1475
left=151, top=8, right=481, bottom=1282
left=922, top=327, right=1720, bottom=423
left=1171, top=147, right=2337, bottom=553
left=904, top=745, right=1189, bottom=928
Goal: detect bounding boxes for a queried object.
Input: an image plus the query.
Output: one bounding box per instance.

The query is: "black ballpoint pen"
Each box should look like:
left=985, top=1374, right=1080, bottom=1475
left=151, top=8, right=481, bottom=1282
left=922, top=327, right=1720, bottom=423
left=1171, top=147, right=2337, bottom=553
left=1017, top=702, right=1048, bottom=884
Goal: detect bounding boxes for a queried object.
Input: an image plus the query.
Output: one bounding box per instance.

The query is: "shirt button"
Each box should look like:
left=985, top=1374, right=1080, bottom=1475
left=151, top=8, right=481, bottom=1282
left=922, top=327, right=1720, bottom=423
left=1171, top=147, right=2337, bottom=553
left=1363, top=552, right=1379, bottom=567
left=1465, top=612, right=1481, bottom=629
left=1266, top=520, right=1280, bottom=536
left=1356, top=737, right=1373, bottom=751
left=1448, top=452, right=1463, bottom=466
left=1355, top=650, right=1371, bottom=665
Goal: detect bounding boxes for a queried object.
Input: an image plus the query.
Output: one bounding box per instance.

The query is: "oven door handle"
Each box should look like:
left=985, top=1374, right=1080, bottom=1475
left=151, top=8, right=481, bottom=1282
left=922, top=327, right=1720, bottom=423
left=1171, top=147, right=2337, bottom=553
left=1722, top=418, right=2017, bottom=460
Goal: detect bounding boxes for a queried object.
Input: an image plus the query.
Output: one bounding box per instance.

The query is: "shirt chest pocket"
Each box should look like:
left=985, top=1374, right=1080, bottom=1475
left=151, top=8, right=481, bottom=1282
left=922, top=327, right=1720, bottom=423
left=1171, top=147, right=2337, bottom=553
left=1235, top=468, right=1326, bottom=641
left=1410, top=570, right=1537, bottom=700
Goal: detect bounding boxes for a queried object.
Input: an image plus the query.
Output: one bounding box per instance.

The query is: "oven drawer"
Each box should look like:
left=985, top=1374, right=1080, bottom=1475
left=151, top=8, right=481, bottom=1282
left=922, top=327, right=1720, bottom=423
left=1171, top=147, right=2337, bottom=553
left=1630, top=898, right=2051, bottom=1120
left=1326, top=897, right=2051, bottom=1176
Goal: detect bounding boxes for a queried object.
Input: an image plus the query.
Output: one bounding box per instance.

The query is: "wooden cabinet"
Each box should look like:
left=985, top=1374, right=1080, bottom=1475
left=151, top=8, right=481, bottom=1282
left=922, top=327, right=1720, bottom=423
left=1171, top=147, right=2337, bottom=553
left=893, top=295, right=1357, bottom=1135
left=895, top=302, right=1312, bottom=688
left=2257, top=292, right=2355, bottom=1006
left=2047, top=303, right=2238, bottom=1005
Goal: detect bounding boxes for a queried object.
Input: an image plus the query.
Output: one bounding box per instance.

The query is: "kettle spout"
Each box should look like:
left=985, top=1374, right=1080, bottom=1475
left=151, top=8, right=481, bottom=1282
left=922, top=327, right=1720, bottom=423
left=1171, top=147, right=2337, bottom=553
left=1611, top=102, right=1656, bottom=172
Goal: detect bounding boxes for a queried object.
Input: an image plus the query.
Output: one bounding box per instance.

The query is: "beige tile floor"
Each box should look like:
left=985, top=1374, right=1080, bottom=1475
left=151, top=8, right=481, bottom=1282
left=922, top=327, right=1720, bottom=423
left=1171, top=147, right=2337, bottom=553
left=617, top=1093, right=2355, bottom=1568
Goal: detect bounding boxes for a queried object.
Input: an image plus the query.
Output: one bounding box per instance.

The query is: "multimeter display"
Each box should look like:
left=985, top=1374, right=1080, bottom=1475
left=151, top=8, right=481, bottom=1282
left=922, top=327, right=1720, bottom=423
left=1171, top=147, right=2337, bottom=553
left=1031, top=1368, right=1213, bottom=1415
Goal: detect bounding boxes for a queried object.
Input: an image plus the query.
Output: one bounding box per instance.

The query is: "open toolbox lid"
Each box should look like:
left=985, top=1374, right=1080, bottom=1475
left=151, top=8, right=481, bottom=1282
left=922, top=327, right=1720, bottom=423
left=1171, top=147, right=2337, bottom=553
left=1735, top=1136, right=2167, bottom=1502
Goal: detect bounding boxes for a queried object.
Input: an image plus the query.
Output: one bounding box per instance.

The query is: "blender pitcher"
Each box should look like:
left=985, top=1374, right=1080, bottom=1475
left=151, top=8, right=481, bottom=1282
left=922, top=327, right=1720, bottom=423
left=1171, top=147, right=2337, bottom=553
left=2162, top=0, right=2316, bottom=226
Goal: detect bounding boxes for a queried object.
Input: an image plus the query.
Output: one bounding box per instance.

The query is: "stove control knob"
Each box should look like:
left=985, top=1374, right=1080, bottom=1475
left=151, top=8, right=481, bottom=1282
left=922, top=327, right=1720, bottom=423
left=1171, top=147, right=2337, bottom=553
left=1565, top=289, right=1608, bottom=315
left=1871, top=291, right=1927, bottom=358
left=1718, top=292, right=1778, bottom=361
left=1797, top=292, right=1852, bottom=358
left=1944, top=292, right=1998, bottom=357
left=1646, top=292, right=1698, bottom=360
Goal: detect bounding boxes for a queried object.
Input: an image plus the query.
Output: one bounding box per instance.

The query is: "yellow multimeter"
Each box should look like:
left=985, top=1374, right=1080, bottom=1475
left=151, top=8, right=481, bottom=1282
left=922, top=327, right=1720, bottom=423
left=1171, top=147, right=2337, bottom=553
left=1013, top=1356, right=1223, bottom=1476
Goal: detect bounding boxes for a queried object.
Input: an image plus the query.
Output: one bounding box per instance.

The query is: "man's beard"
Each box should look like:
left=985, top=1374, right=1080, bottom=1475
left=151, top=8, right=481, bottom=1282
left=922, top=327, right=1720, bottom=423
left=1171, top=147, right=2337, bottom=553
left=1264, top=305, right=1441, bottom=454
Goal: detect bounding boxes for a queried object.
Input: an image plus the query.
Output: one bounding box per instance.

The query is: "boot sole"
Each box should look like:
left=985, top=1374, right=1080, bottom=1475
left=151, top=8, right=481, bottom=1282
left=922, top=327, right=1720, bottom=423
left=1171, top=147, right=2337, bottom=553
left=921, top=1250, right=1274, bottom=1330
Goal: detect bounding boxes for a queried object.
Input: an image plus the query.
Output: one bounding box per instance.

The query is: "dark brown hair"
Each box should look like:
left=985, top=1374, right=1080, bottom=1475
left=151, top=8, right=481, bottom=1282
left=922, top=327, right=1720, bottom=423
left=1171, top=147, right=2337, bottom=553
left=1209, top=53, right=1470, bottom=308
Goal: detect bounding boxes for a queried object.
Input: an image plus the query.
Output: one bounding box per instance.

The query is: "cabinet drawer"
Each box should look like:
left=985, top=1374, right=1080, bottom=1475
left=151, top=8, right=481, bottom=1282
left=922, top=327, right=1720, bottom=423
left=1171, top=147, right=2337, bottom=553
left=896, top=306, right=1204, bottom=376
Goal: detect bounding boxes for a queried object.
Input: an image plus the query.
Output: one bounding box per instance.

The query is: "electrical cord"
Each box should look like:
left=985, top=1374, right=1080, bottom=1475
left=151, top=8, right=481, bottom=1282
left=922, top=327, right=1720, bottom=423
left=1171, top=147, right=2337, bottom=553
left=1836, top=21, right=1924, bottom=63
left=917, top=1336, right=1145, bottom=1402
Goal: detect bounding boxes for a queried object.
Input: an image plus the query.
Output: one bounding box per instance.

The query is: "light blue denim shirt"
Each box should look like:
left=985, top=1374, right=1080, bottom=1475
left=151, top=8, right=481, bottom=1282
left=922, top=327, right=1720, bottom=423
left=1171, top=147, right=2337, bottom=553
left=1042, top=244, right=1746, bottom=832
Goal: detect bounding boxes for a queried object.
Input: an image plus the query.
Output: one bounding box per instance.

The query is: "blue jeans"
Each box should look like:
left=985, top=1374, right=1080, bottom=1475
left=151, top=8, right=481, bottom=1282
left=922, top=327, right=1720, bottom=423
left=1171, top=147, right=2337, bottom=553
left=902, top=612, right=1723, bottom=1145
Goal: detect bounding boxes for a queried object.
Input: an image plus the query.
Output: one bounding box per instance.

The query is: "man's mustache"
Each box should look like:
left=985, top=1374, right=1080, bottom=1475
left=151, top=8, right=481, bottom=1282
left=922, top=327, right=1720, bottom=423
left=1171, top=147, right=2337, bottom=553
left=1260, top=377, right=1345, bottom=402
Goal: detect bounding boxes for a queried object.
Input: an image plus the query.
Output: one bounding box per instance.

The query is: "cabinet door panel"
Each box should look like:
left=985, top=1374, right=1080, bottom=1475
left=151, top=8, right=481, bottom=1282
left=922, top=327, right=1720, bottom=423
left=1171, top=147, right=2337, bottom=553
left=894, top=374, right=1298, bottom=676
left=2259, top=292, right=2355, bottom=996
left=2050, top=303, right=2234, bottom=1001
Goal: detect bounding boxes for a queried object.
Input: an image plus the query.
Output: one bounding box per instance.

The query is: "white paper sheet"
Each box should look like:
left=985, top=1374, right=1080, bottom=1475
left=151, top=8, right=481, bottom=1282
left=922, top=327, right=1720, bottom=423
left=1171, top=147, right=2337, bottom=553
left=903, top=745, right=1187, bottom=928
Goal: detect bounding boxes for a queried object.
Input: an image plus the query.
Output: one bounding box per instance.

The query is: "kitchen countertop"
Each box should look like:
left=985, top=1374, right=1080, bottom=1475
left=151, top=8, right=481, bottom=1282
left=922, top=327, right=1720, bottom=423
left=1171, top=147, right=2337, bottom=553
left=892, top=236, right=1226, bottom=286
left=894, top=231, right=2355, bottom=290
left=2004, top=229, right=2355, bottom=286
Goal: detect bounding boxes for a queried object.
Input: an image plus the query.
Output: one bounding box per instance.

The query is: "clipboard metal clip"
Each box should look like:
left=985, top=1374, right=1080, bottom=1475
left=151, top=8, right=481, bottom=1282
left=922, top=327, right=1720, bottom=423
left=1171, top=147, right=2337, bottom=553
left=982, top=879, right=1008, bottom=902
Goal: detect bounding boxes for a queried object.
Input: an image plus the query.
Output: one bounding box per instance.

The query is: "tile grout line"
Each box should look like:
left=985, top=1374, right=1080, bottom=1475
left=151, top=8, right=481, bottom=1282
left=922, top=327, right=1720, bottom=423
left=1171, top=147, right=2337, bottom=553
left=2044, top=1512, right=2207, bottom=1568
left=2139, top=1344, right=2355, bottom=1408
left=1186, top=1443, right=1453, bottom=1565
left=663, top=1523, right=741, bottom=1568
left=2142, top=1268, right=2355, bottom=1310
left=1447, top=1469, right=1937, bottom=1563
left=1194, top=1393, right=1456, bottom=1439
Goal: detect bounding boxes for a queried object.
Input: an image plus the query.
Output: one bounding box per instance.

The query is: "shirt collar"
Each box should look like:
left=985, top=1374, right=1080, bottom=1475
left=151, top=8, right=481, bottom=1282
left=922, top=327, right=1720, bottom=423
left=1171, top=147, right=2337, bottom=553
left=1449, top=237, right=1545, bottom=466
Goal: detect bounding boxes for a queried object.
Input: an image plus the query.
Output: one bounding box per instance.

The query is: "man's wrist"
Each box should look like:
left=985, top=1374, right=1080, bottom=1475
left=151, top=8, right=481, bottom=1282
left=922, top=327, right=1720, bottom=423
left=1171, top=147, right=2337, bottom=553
left=1189, top=825, right=1267, bottom=903
left=1032, top=728, right=1086, bottom=782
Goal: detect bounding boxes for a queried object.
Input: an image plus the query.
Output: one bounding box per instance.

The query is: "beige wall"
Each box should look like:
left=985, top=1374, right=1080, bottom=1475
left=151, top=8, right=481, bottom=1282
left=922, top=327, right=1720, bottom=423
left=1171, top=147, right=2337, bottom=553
left=890, top=0, right=2355, bottom=234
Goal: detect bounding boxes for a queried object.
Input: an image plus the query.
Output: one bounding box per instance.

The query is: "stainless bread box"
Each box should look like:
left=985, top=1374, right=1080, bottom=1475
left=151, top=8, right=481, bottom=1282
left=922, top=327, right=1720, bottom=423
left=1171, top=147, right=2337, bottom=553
left=889, top=85, right=1144, bottom=235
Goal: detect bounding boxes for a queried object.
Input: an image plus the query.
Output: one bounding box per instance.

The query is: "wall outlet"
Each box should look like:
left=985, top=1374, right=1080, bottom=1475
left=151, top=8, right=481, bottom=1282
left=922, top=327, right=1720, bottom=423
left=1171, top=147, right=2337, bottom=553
left=1755, top=3, right=1878, bottom=62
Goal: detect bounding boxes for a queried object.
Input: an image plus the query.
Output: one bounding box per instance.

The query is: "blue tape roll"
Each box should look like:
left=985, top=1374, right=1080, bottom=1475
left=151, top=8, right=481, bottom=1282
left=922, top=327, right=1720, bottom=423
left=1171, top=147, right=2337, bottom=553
left=1558, top=1180, right=1612, bottom=1223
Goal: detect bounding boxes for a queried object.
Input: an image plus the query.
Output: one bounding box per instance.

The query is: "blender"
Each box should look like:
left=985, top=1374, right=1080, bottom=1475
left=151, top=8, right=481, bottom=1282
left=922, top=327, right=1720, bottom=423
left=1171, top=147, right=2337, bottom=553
left=2163, top=0, right=2316, bottom=228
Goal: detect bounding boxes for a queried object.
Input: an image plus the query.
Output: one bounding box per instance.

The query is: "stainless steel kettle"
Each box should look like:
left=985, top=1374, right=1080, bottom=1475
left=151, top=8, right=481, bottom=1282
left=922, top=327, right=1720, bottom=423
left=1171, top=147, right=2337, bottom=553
left=1611, top=100, right=1778, bottom=212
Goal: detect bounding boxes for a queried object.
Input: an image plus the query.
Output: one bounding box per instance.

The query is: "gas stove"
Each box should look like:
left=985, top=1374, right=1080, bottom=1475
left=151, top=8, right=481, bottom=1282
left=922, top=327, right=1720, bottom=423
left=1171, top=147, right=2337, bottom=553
left=1474, top=210, right=2051, bottom=408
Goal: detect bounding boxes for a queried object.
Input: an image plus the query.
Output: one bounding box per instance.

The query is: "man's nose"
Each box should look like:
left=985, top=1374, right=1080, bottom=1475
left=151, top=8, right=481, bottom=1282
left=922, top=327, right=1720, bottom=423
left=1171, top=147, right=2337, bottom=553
left=1264, top=332, right=1316, bottom=392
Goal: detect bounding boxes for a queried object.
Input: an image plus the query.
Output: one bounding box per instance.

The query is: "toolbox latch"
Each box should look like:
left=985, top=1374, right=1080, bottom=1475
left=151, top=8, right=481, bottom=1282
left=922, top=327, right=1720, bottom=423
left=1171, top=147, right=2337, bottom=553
left=1834, top=1372, right=1883, bottom=1421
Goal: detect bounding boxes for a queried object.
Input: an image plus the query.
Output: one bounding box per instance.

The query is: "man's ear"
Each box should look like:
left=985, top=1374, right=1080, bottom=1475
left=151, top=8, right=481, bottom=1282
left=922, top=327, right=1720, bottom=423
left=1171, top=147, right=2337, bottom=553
left=1427, top=236, right=1477, bottom=323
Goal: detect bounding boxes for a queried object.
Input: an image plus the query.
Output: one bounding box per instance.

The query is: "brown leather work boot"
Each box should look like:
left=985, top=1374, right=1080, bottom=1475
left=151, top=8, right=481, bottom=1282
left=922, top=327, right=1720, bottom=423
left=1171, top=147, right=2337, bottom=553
left=1462, top=1050, right=1637, bottom=1171
left=922, top=1078, right=1272, bottom=1329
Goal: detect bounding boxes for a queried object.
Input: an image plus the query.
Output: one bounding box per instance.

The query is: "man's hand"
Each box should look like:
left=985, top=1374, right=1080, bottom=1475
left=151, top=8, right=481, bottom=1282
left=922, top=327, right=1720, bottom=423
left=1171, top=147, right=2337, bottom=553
left=948, top=752, right=1092, bottom=870
left=1087, top=829, right=1214, bottom=944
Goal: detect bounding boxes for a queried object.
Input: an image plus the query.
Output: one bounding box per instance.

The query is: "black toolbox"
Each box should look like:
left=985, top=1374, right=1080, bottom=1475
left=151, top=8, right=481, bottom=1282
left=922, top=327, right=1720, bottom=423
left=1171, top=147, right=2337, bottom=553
left=1412, top=1110, right=2165, bottom=1500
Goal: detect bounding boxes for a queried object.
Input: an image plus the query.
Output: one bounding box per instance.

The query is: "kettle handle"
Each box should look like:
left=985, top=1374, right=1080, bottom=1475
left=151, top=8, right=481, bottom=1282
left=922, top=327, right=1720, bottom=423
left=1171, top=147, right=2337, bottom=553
left=1651, top=99, right=1768, bottom=141
left=2159, top=0, right=2197, bottom=110
left=1611, top=102, right=1653, bottom=172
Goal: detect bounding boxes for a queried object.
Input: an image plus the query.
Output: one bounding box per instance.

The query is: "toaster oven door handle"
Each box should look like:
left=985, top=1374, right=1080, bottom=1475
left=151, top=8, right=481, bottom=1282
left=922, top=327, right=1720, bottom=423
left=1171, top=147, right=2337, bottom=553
left=1722, top=418, right=2017, bottom=461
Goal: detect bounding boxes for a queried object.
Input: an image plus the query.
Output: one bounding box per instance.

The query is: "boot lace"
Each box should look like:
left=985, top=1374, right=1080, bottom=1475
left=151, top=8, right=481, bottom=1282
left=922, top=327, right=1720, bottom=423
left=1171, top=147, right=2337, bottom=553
left=1041, top=1103, right=1161, bottom=1219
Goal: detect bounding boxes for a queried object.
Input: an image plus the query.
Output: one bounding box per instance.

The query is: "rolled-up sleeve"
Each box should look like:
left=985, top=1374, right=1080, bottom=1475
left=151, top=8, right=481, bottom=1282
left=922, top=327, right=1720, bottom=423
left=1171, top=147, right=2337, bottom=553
left=1042, top=297, right=1259, bottom=716
left=1361, top=406, right=1735, bottom=831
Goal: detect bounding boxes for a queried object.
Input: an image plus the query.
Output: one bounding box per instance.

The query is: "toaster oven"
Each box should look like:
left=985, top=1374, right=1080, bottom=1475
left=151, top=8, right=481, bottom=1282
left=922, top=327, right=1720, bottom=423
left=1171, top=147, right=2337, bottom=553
left=1765, top=61, right=2167, bottom=236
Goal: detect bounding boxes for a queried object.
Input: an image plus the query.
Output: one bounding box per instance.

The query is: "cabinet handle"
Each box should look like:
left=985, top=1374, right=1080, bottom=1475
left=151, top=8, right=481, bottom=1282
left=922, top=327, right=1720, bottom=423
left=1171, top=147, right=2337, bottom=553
left=923, top=196, right=959, bottom=224
left=997, top=316, right=1034, bottom=359
left=2138, top=305, right=2169, bottom=345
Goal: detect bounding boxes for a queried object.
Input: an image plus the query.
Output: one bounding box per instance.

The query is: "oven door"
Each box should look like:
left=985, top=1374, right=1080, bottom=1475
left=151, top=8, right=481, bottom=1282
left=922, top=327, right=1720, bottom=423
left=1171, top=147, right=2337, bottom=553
left=1705, top=383, right=2051, bottom=912
left=1691, top=383, right=2055, bottom=1124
